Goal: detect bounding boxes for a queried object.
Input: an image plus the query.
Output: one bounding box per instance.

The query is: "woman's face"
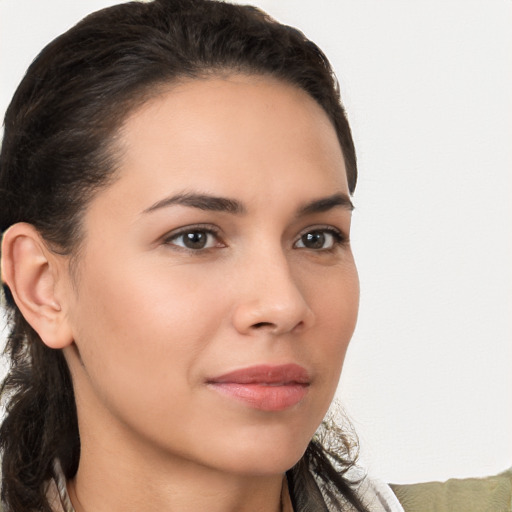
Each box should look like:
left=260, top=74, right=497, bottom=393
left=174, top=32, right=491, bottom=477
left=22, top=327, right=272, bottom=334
left=62, top=75, right=359, bottom=476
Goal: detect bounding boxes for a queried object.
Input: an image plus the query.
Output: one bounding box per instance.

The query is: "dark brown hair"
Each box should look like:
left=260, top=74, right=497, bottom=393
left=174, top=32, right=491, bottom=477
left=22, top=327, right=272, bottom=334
left=0, top=0, right=361, bottom=510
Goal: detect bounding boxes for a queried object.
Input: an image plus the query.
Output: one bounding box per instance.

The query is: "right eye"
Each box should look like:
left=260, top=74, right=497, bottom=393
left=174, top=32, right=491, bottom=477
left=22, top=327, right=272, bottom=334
left=163, top=228, right=222, bottom=250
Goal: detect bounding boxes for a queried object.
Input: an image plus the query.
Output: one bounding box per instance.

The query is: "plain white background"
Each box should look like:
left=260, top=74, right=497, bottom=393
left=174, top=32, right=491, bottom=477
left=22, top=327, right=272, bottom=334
left=1, top=0, right=510, bottom=485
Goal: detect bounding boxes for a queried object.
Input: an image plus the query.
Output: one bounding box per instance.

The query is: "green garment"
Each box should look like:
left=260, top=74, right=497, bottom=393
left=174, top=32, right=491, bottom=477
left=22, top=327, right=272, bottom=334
left=390, top=468, right=512, bottom=512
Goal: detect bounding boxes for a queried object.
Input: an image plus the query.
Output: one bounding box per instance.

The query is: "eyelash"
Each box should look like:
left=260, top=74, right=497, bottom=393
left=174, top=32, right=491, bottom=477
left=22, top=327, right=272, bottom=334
left=161, top=225, right=348, bottom=252
left=294, top=226, right=347, bottom=252
left=162, top=224, right=224, bottom=251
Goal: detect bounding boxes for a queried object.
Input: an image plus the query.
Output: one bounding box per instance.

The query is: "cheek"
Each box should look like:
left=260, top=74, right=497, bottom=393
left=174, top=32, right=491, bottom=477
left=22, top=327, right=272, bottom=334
left=305, top=261, right=359, bottom=385
left=68, top=253, right=228, bottom=415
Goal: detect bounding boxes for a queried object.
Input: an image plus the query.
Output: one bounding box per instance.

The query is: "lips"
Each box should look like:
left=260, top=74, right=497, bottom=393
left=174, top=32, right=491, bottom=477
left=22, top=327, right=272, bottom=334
left=206, top=364, right=310, bottom=411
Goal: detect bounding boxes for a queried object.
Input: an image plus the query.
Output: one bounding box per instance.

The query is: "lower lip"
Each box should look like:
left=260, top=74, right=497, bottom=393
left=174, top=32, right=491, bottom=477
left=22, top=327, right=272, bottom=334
left=208, top=382, right=308, bottom=411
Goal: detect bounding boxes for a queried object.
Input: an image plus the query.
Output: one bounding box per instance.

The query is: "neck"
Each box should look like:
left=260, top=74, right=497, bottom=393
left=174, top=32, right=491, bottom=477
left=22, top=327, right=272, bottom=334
left=69, top=436, right=289, bottom=512
left=67, top=417, right=287, bottom=512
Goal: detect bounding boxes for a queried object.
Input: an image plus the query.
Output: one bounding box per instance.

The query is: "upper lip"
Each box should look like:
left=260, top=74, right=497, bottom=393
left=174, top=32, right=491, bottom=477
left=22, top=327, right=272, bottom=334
left=207, top=364, right=310, bottom=385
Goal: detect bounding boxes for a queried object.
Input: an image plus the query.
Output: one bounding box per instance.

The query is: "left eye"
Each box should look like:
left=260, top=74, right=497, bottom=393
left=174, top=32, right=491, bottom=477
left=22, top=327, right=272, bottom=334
left=165, top=229, right=219, bottom=250
left=294, top=229, right=342, bottom=250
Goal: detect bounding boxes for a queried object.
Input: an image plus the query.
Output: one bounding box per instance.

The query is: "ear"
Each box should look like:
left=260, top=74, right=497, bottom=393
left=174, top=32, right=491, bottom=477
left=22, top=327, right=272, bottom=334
left=1, top=223, right=74, bottom=349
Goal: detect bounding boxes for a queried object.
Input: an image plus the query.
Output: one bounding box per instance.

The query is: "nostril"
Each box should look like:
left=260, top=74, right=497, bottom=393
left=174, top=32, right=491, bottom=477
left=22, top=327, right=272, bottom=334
left=252, top=322, right=274, bottom=329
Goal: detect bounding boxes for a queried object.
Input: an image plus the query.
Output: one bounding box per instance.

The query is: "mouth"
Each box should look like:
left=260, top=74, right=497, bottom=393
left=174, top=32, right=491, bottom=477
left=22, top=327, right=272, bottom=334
left=206, top=364, right=310, bottom=412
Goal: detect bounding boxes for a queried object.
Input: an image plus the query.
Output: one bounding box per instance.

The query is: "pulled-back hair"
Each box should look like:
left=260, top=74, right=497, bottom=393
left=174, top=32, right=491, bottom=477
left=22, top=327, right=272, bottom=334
left=0, top=0, right=361, bottom=510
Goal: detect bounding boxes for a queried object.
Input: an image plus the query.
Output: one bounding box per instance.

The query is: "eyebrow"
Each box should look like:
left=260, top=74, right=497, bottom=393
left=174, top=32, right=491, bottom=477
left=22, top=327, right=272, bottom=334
left=143, top=191, right=353, bottom=216
left=143, top=192, right=246, bottom=215
left=297, top=193, right=354, bottom=215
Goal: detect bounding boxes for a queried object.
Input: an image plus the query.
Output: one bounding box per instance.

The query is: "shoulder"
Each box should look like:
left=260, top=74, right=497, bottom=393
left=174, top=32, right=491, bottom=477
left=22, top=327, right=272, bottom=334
left=389, top=467, right=512, bottom=512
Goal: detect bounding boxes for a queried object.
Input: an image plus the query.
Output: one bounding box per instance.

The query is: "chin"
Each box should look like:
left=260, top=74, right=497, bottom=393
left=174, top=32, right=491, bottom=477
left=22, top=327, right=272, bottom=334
left=203, top=409, right=327, bottom=476
left=208, top=431, right=311, bottom=477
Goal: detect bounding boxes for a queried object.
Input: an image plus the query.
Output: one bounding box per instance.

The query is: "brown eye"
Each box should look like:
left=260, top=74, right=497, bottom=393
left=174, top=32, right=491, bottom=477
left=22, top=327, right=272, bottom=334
left=182, top=231, right=208, bottom=249
left=301, top=232, right=326, bottom=249
left=165, top=229, right=219, bottom=250
left=294, top=229, right=343, bottom=250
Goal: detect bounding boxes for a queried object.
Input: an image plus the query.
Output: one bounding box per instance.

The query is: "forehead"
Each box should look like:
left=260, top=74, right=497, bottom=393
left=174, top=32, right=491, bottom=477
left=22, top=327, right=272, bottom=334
left=94, top=75, right=348, bottom=215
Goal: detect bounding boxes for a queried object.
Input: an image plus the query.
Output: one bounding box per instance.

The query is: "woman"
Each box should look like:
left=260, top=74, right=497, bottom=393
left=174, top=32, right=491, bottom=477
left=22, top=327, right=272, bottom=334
left=0, top=0, right=403, bottom=510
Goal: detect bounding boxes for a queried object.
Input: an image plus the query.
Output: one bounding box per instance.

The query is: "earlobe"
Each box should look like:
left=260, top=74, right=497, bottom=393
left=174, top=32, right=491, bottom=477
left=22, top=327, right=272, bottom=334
left=1, top=223, right=74, bottom=349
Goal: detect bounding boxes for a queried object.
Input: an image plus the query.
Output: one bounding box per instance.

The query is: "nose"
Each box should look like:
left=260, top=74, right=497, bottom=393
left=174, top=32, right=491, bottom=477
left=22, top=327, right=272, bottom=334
left=231, top=251, right=315, bottom=336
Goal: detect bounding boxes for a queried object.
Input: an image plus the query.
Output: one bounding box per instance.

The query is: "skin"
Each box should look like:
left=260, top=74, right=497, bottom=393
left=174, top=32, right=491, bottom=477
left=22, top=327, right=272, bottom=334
left=7, top=75, right=360, bottom=511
